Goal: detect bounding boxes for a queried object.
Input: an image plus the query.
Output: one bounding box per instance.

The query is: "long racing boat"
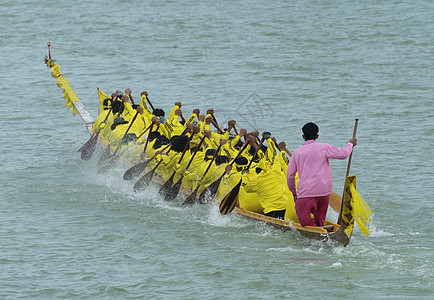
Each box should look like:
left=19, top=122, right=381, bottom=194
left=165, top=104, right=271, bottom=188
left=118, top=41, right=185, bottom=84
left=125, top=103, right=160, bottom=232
left=45, top=45, right=372, bottom=247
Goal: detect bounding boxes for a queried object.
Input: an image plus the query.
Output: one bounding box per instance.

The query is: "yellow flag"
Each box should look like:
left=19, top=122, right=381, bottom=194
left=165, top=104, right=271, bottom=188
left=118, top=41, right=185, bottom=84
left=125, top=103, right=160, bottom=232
left=50, top=64, right=79, bottom=115
left=350, top=183, right=373, bottom=236
left=97, top=87, right=110, bottom=113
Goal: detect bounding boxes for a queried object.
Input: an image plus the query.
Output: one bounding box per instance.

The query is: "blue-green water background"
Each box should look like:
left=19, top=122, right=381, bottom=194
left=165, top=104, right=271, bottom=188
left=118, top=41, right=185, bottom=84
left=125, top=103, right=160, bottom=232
left=1, top=0, right=433, bottom=299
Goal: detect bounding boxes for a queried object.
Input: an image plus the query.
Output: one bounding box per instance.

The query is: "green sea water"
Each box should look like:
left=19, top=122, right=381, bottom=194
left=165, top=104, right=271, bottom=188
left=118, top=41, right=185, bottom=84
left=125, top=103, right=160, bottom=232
left=1, top=0, right=433, bottom=298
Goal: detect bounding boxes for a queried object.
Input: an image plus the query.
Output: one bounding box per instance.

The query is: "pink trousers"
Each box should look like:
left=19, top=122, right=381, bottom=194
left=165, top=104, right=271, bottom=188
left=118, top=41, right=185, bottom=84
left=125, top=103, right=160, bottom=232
left=295, top=195, right=329, bottom=227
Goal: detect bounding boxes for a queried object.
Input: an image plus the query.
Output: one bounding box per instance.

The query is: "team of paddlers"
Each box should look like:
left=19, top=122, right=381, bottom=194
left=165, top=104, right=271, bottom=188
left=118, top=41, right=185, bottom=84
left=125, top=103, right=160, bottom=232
left=91, top=88, right=299, bottom=223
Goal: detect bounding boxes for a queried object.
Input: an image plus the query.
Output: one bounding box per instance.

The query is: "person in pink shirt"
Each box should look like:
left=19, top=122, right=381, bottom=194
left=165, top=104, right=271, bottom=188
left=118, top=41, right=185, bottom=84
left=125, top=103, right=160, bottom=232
left=287, top=122, right=357, bottom=227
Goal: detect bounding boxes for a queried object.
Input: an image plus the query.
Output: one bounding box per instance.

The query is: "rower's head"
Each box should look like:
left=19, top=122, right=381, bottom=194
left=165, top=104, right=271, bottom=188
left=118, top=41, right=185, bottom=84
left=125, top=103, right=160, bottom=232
left=302, top=122, right=319, bottom=141
left=215, top=155, right=229, bottom=166
left=153, top=108, right=165, bottom=117
left=111, top=100, right=124, bottom=114
left=102, top=98, right=111, bottom=110
left=148, top=131, right=160, bottom=141
left=248, top=144, right=267, bottom=158
left=153, top=135, right=170, bottom=149
left=234, top=156, right=248, bottom=172
left=170, top=135, right=189, bottom=153
left=204, top=148, right=216, bottom=161
left=233, top=139, right=243, bottom=150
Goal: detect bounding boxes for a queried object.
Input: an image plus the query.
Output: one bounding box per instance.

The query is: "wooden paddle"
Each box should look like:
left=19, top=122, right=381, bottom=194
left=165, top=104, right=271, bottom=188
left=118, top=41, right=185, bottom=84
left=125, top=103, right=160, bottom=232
left=78, top=108, right=112, bottom=160
left=164, top=135, right=207, bottom=201
left=219, top=137, right=266, bottom=215
left=338, top=118, right=359, bottom=224
left=124, top=128, right=188, bottom=180
left=198, top=141, right=249, bottom=204
left=183, top=144, right=222, bottom=205
left=97, top=111, right=140, bottom=173
left=158, top=133, right=195, bottom=199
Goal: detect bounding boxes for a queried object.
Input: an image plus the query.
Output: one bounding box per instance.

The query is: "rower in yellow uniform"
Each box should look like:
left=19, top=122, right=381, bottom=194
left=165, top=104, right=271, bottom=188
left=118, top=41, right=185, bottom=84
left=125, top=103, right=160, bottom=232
left=241, top=132, right=294, bottom=220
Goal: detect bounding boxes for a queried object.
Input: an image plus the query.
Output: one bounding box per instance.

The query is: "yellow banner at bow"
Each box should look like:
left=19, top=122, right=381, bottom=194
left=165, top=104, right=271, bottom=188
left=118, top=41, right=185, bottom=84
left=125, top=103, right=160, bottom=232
left=50, top=64, right=79, bottom=115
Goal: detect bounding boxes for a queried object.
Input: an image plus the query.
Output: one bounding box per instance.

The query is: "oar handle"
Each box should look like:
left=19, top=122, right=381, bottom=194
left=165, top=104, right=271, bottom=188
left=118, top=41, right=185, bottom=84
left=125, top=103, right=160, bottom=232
left=211, top=119, right=224, bottom=134
left=233, top=124, right=239, bottom=136
left=128, top=92, right=136, bottom=106
left=345, top=118, right=359, bottom=178
left=146, top=95, right=155, bottom=111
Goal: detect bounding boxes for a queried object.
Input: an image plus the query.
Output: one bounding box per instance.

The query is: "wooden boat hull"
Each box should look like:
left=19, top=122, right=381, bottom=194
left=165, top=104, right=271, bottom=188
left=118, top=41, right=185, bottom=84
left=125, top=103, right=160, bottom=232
left=234, top=208, right=350, bottom=246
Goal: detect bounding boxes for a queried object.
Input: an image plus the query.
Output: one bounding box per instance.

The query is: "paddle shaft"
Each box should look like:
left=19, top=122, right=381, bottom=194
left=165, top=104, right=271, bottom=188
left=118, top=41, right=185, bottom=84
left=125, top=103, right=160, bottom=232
left=124, top=127, right=189, bottom=181
left=158, top=133, right=195, bottom=197
left=123, top=142, right=172, bottom=181
left=146, top=95, right=155, bottom=111
left=127, top=92, right=136, bottom=106
left=165, top=135, right=207, bottom=201
left=111, top=111, right=140, bottom=156
left=140, top=123, right=154, bottom=153
left=184, top=135, right=206, bottom=170
left=183, top=144, right=223, bottom=205
left=211, top=115, right=224, bottom=134
left=198, top=141, right=249, bottom=203
left=338, top=118, right=359, bottom=224
left=233, top=125, right=239, bottom=136
left=246, top=137, right=265, bottom=169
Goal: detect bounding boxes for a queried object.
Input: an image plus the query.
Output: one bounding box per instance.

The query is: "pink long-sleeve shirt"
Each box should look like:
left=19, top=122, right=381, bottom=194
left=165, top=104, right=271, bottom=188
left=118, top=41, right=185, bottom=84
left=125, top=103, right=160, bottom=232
left=287, top=140, right=353, bottom=198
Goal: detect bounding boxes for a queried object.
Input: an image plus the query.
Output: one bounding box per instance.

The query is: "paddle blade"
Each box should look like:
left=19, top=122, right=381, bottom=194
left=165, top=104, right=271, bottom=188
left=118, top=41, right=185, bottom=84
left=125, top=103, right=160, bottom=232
left=80, top=134, right=98, bottom=160
left=198, top=176, right=222, bottom=204
left=182, top=187, right=198, bottom=206
left=158, top=173, right=175, bottom=198
left=97, top=155, right=117, bottom=174
left=165, top=178, right=182, bottom=201
left=219, top=180, right=242, bottom=215
left=329, top=192, right=342, bottom=213
left=97, top=146, right=112, bottom=166
left=133, top=169, right=156, bottom=192
left=123, top=159, right=150, bottom=181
